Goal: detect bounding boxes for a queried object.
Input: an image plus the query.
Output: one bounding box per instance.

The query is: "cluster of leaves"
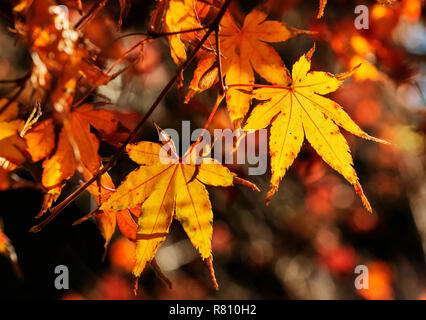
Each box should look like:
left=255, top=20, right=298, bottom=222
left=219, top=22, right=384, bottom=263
left=0, top=0, right=398, bottom=293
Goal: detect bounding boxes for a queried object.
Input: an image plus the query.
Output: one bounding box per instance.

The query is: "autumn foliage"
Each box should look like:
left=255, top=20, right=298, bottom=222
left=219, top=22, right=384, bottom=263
left=0, top=0, right=424, bottom=298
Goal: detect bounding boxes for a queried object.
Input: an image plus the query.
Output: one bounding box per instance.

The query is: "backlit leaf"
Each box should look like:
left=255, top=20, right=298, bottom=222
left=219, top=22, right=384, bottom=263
left=188, top=9, right=309, bottom=126
left=244, top=48, right=389, bottom=210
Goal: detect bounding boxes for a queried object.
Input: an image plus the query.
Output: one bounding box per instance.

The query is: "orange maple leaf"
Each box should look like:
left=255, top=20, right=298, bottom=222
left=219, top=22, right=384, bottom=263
left=187, top=9, right=310, bottom=126
left=0, top=99, right=31, bottom=191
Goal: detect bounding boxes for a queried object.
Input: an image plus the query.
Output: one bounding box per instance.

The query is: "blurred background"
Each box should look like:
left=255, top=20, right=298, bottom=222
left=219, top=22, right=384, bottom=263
left=0, top=0, right=425, bottom=299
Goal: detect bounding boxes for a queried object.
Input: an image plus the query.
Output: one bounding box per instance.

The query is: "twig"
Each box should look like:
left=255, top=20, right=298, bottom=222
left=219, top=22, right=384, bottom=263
left=0, top=72, right=30, bottom=84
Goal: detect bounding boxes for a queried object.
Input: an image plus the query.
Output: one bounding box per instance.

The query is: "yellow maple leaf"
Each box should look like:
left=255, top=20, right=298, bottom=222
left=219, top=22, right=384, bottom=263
left=243, top=47, right=389, bottom=210
left=101, top=127, right=258, bottom=286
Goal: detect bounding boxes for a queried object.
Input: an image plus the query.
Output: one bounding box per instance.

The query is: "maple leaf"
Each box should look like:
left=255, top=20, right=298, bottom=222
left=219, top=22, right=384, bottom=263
left=25, top=104, right=118, bottom=189
left=101, top=127, right=258, bottom=285
left=243, top=47, right=389, bottom=210
left=187, top=9, right=309, bottom=126
left=0, top=225, right=9, bottom=255
left=151, top=0, right=211, bottom=65
left=0, top=168, right=10, bottom=190
left=15, top=0, right=111, bottom=101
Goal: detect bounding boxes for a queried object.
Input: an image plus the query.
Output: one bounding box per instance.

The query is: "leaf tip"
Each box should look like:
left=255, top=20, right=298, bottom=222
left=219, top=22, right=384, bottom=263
left=367, top=135, right=392, bottom=146
left=206, top=257, right=219, bottom=290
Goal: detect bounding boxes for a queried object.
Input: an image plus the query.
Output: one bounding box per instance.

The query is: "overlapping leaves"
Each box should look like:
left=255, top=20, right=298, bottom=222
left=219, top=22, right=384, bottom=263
left=158, top=1, right=310, bottom=126
left=0, top=100, right=27, bottom=168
